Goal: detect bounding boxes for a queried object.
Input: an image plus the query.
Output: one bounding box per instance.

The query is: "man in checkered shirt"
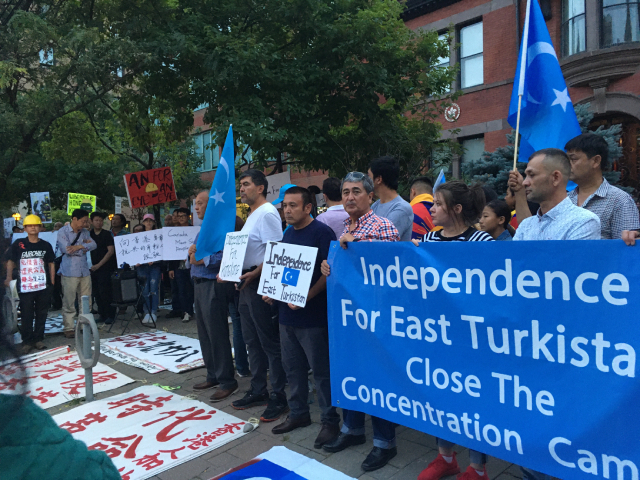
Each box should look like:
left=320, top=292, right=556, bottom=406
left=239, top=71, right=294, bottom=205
left=320, top=171, right=400, bottom=473
left=565, top=133, right=640, bottom=239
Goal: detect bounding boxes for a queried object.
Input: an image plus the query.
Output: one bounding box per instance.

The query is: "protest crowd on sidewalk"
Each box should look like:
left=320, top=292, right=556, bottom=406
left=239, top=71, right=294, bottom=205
left=2, top=0, right=640, bottom=478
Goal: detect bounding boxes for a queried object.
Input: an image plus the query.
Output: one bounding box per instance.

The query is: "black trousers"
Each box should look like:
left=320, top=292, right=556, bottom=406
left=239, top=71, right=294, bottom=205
left=91, top=267, right=115, bottom=320
left=20, top=286, right=52, bottom=344
left=51, top=258, right=62, bottom=310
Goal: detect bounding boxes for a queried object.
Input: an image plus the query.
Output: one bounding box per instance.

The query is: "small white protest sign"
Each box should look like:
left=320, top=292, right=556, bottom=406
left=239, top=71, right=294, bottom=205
left=161, top=226, right=200, bottom=261
left=114, top=230, right=163, bottom=267
left=4, top=218, right=15, bottom=237
left=218, top=232, right=250, bottom=282
left=265, top=171, right=292, bottom=204
left=257, top=241, right=318, bottom=308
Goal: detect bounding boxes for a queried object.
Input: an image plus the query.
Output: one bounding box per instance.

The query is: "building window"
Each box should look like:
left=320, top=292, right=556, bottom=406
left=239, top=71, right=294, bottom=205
left=460, top=22, right=483, bottom=89
left=194, top=131, right=220, bottom=172
left=602, top=0, right=640, bottom=47
left=436, top=33, right=451, bottom=92
left=461, top=137, right=485, bottom=164
left=562, top=0, right=586, bottom=56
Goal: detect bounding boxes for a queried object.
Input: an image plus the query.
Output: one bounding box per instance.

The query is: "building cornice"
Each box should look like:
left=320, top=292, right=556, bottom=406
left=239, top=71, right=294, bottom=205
left=561, top=44, right=640, bottom=87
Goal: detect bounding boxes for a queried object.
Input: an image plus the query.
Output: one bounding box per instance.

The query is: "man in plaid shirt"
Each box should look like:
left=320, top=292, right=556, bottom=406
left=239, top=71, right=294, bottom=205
left=320, top=171, right=399, bottom=472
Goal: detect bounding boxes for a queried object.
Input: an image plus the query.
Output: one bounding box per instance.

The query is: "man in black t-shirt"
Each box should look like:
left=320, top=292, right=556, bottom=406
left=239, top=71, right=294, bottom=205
left=4, top=215, right=55, bottom=354
left=89, top=212, right=116, bottom=323
left=261, top=187, right=341, bottom=449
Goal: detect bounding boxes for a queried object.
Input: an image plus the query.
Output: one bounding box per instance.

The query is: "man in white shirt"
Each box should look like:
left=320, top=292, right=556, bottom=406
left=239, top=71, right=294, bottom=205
left=231, top=170, right=288, bottom=423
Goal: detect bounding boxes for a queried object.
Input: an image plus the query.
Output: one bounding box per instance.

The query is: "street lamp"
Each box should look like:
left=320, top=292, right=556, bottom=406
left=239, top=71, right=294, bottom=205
left=108, top=214, right=114, bottom=221
left=11, top=212, right=21, bottom=226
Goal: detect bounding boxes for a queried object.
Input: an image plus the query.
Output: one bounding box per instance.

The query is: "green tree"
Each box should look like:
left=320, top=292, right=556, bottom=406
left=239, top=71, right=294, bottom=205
left=176, top=0, right=457, bottom=189
left=462, top=103, right=625, bottom=196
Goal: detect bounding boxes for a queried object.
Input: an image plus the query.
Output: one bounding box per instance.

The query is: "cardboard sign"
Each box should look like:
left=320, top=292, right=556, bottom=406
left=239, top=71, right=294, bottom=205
left=67, top=193, right=97, bottom=214
left=30, top=192, right=52, bottom=223
left=124, top=167, right=177, bottom=208
left=114, top=231, right=163, bottom=267
left=265, top=171, right=292, bottom=204
left=257, top=241, right=318, bottom=308
left=218, top=232, right=250, bottom=282
left=53, top=385, right=247, bottom=480
left=162, top=226, right=200, bottom=261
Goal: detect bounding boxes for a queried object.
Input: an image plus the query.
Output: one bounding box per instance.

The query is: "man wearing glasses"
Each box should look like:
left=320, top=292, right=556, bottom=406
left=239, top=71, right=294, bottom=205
left=320, top=171, right=400, bottom=472
left=168, top=208, right=195, bottom=323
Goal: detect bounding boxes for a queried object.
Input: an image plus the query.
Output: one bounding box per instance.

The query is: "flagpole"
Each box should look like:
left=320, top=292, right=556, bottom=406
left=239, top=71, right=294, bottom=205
left=513, top=0, right=532, bottom=171
left=512, top=95, right=523, bottom=171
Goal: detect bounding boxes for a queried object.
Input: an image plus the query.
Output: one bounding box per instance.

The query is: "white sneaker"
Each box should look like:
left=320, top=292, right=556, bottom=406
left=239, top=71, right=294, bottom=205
left=182, top=313, right=191, bottom=323
left=142, top=314, right=153, bottom=325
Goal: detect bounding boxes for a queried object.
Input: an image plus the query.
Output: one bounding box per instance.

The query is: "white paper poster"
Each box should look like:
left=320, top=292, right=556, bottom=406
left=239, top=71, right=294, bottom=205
left=114, top=230, right=163, bottom=267
left=4, top=218, right=14, bottom=237
left=115, top=196, right=123, bottom=214
left=218, top=232, right=250, bottom=282
left=265, top=171, right=292, bottom=204
left=0, top=350, right=134, bottom=409
left=30, top=191, right=53, bottom=223
left=53, top=385, right=247, bottom=480
left=257, top=241, right=318, bottom=308
left=162, top=226, right=200, bottom=261
left=100, top=332, right=204, bottom=374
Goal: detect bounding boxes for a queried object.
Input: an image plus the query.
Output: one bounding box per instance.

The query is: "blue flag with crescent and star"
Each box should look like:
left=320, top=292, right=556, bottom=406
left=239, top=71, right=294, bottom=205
left=508, top=0, right=581, bottom=163
left=195, top=125, right=236, bottom=261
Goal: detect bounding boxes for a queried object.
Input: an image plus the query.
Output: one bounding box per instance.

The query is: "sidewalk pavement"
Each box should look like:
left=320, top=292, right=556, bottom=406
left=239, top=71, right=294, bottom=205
left=41, top=307, right=525, bottom=480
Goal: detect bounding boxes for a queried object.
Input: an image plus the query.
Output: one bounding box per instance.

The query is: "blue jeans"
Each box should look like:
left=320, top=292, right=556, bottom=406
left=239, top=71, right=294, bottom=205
left=173, top=269, right=194, bottom=315
left=438, top=438, right=486, bottom=465
left=229, top=291, right=249, bottom=374
left=137, top=264, right=161, bottom=314
left=341, top=410, right=396, bottom=449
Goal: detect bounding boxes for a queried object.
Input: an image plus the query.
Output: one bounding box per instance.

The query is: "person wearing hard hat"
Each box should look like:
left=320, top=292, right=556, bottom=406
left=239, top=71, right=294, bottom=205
left=4, top=215, right=56, bottom=354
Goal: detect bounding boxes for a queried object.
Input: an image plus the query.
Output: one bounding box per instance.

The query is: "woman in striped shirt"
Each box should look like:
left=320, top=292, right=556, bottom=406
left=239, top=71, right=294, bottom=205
left=414, top=181, right=492, bottom=480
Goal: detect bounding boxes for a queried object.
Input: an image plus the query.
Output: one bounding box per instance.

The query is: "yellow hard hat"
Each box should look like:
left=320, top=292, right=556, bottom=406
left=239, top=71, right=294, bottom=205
left=23, top=214, right=43, bottom=226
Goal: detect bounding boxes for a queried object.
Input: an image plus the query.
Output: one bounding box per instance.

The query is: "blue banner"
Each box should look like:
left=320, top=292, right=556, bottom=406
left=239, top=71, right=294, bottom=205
left=327, top=241, right=639, bottom=479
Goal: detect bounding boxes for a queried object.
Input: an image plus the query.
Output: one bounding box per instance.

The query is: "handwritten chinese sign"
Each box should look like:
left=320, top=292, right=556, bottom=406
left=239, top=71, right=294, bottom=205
left=100, top=332, right=204, bottom=374
left=0, top=350, right=133, bottom=409
left=162, top=226, right=200, bottom=261
left=114, top=231, right=164, bottom=267
left=53, top=386, right=247, bottom=480
left=124, top=167, right=177, bottom=208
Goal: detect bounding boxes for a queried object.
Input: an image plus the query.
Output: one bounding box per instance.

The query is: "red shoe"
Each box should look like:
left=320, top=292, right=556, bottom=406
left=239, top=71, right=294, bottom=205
left=418, top=452, right=461, bottom=480
left=457, top=466, right=487, bottom=479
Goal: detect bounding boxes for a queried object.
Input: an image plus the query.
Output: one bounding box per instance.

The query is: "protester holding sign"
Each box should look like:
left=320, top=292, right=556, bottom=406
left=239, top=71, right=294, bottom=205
left=4, top=215, right=55, bottom=354
left=231, top=170, right=288, bottom=423
left=261, top=187, right=341, bottom=448
left=187, top=191, right=239, bottom=401
left=57, top=209, right=96, bottom=339
left=110, top=213, right=128, bottom=237
left=320, top=172, right=400, bottom=472
left=412, top=182, right=493, bottom=480
left=168, top=207, right=195, bottom=323
left=369, top=156, right=413, bottom=242
left=89, top=212, right=116, bottom=325
left=137, top=214, right=162, bottom=325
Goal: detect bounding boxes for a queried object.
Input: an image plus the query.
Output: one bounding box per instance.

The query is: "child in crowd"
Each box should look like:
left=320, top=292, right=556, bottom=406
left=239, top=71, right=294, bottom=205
left=479, top=199, right=513, bottom=241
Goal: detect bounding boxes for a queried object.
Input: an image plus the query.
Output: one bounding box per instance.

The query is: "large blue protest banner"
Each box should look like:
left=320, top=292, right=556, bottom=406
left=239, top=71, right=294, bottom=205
left=327, top=241, right=639, bottom=479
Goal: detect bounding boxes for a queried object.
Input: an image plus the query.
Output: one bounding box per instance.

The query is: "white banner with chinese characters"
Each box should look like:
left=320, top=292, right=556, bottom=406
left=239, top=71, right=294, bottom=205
left=100, top=332, right=204, bottom=374
left=0, top=350, right=133, bottom=409
left=114, top=230, right=164, bottom=267
left=53, top=385, right=247, bottom=480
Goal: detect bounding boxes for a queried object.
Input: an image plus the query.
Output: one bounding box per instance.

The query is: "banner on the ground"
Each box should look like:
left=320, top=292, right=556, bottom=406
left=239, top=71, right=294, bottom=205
left=45, top=315, right=65, bottom=335
left=0, top=349, right=133, bottom=409
left=327, top=241, right=640, bottom=480
left=218, top=232, right=250, bottom=282
left=265, top=171, right=292, bottom=204
left=212, top=446, right=355, bottom=480
left=124, top=167, right=177, bottom=209
left=67, top=193, right=96, bottom=214
left=162, top=226, right=201, bottom=261
left=258, top=241, right=318, bottom=308
left=30, top=192, right=52, bottom=223
left=12, top=231, right=59, bottom=256
left=100, top=332, right=204, bottom=374
left=113, top=230, right=163, bottom=267
left=54, top=385, right=247, bottom=480
left=4, top=217, right=14, bottom=237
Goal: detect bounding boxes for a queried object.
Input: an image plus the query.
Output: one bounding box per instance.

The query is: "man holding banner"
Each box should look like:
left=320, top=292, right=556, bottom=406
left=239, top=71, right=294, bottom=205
left=263, top=187, right=341, bottom=449
left=320, top=172, right=400, bottom=472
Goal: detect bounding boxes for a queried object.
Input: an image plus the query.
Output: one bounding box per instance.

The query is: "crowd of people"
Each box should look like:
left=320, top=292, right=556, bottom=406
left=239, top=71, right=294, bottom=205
left=2, top=132, right=639, bottom=479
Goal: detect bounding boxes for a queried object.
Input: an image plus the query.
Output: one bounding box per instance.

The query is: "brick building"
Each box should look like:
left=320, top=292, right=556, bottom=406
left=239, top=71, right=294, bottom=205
left=403, top=0, right=640, bottom=186
left=192, top=0, right=639, bottom=190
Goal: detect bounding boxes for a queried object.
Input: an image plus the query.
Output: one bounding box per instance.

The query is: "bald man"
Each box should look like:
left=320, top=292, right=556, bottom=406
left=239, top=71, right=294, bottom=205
left=187, top=191, right=238, bottom=402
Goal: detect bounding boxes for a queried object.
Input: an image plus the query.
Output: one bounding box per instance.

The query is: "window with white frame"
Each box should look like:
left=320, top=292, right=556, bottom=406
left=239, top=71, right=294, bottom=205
left=193, top=131, right=220, bottom=172
left=437, top=33, right=451, bottom=92
left=460, top=22, right=483, bottom=89
left=461, top=137, right=485, bottom=164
